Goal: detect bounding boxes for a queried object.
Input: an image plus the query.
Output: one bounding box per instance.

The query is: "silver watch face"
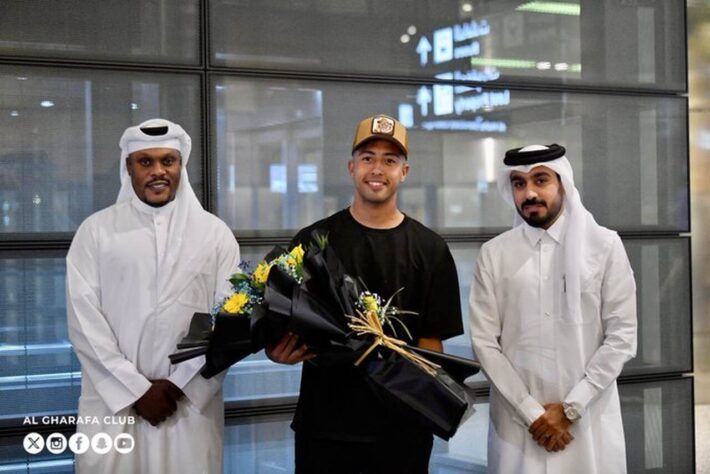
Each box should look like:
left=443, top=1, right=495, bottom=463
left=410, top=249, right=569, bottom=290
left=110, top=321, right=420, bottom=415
left=564, top=404, right=580, bottom=421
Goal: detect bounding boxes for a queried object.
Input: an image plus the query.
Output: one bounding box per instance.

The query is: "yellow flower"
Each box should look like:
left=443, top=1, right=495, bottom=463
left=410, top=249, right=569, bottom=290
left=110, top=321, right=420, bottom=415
left=289, top=244, right=304, bottom=263
left=223, top=292, right=249, bottom=314
left=362, top=295, right=379, bottom=312
left=252, top=261, right=272, bottom=286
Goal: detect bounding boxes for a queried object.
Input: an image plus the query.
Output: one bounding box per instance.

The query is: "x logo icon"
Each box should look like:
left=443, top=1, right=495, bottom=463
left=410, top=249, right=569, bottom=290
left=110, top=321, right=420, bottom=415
left=23, top=433, right=44, bottom=454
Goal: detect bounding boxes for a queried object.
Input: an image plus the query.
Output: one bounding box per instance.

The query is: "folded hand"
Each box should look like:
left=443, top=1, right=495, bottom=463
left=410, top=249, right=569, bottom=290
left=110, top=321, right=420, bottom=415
left=134, top=379, right=185, bottom=426
left=529, top=403, right=574, bottom=452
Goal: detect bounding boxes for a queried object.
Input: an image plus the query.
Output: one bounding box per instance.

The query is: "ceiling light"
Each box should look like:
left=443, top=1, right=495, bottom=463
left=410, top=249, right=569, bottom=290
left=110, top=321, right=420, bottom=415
left=516, top=1, right=580, bottom=16
left=470, top=57, right=579, bottom=71
left=554, top=62, right=569, bottom=71
left=40, top=100, right=54, bottom=108
left=470, top=57, right=537, bottom=69
left=400, top=34, right=410, bottom=44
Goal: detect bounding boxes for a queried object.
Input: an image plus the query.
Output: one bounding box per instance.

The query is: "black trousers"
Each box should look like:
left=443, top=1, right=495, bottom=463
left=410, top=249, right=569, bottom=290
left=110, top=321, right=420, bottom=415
left=294, top=430, right=434, bottom=474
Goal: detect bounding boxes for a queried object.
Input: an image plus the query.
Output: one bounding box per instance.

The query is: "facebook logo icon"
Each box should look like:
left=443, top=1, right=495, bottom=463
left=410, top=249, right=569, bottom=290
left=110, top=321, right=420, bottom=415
left=69, top=433, right=90, bottom=454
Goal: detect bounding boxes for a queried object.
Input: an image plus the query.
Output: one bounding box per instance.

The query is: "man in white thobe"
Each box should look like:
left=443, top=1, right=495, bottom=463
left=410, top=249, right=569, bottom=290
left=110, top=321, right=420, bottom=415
left=66, top=119, right=239, bottom=473
left=469, top=144, right=637, bottom=473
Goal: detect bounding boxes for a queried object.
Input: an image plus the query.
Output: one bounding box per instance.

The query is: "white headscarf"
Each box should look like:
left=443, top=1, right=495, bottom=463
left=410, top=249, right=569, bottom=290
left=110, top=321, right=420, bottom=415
left=497, top=145, right=603, bottom=322
left=117, top=118, right=195, bottom=205
left=117, top=118, right=214, bottom=303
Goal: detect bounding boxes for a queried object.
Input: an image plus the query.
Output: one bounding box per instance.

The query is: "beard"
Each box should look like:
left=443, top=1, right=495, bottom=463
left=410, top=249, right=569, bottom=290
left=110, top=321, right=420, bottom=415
left=517, top=199, right=563, bottom=228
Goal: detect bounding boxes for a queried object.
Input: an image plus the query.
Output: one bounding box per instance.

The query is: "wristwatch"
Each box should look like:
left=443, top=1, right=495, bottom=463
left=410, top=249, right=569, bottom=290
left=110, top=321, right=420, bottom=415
left=562, top=402, right=581, bottom=422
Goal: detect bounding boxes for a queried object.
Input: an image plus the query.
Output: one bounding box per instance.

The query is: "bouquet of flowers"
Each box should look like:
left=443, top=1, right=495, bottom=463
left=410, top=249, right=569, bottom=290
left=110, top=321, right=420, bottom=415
left=168, top=245, right=305, bottom=377
left=170, top=232, right=480, bottom=439
left=222, top=244, right=305, bottom=317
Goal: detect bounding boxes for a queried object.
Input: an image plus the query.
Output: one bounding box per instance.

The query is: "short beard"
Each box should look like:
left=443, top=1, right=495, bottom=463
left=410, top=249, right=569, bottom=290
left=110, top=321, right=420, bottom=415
left=521, top=212, right=556, bottom=228
left=517, top=199, right=562, bottom=228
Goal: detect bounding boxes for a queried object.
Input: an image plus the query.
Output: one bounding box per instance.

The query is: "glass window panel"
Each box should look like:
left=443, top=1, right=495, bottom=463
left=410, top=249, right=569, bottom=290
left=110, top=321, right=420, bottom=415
left=210, top=0, right=685, bottom=91
left=0, top=432, right=74, bottom=473
left=620, top=377, right=695, bottom=474
left=0, top=250, right=80, bottom=421
left=212, top=77, right=688, bottom=235
left=0, top=66, right=203, bottom=236
left=224, top=414, right=295, bottom=473
left=623, top=238, right=692, bottom=375
left=0, top=0, right=200, bottom=65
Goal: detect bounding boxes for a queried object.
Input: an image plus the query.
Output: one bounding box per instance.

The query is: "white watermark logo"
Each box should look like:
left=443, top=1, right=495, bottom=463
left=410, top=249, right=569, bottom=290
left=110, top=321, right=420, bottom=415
left=46, top=433, right=67, bottom=454
left=23, top=430, right=135, bottom=455
left=23, top=433, right=44, bottom=454
left=114, top=433, right=135, bottom=454
left=69, top=433, right=90, bottom=454
left=91, top=433, right=113, bottom=455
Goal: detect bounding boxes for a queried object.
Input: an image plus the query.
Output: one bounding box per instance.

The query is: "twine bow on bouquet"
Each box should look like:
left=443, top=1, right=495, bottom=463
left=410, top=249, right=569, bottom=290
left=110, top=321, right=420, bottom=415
left=347, top=302, right=476, bottom=441
left=347, top=305, right=439, bottom=377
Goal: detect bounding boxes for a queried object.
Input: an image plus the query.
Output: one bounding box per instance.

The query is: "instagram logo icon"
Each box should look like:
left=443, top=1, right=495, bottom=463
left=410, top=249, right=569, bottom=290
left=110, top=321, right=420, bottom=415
left=46, top=433, right=67, bottom=455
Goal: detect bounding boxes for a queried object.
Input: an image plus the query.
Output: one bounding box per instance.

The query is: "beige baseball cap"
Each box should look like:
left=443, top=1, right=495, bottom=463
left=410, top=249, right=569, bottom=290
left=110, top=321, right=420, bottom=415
left=351, top=114, right=408, bottom=157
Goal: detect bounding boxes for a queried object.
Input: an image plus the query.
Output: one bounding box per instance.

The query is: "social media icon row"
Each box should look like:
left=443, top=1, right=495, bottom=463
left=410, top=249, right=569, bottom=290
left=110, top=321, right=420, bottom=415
left=23, top=432, right=134, bottom=455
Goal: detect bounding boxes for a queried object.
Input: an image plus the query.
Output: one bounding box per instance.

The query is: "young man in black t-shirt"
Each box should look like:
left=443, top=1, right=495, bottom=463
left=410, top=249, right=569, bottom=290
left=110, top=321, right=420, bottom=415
left=267, top=114, right=463, bottom=473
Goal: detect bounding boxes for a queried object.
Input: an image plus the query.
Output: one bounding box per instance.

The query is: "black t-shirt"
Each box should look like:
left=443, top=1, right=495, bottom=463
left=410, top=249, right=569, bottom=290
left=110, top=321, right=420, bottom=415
left=290, top=208, right=463, bottom=441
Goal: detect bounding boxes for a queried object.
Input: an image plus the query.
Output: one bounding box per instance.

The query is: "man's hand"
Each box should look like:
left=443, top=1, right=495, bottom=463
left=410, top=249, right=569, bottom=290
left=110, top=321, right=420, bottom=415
left=529, top=403, right=575, bottom=452
left=417, top=336, right=443, bottom=352
left=134, top=379, right=184, bottom=426
left=266, top=333, right=315, bottom=365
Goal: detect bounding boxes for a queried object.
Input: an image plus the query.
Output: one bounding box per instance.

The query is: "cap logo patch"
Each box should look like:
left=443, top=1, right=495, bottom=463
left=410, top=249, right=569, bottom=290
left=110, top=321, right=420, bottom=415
left=371, top=116, right=395, bottom=136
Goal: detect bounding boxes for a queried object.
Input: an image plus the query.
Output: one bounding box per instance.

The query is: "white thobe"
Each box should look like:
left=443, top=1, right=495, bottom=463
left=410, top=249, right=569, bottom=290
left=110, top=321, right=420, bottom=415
left=67, top=197, right=239, bottom=474
left=470, top=212, right=637, bottom=474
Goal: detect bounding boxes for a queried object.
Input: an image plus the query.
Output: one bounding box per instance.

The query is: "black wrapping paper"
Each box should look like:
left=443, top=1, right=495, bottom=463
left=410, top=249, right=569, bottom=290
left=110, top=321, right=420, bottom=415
left=405, top=345, right=480, bottom=384
left=169, top=313, right=212, bottom=364
left=168, top=312, right=255, bottom=377
left=261, top=265, right=370, bottom=366
left=301, top=238, right=359, bottom=318
left=200, top=313, right=256, bottom=378
left=363, top=351, right=469, bottom=440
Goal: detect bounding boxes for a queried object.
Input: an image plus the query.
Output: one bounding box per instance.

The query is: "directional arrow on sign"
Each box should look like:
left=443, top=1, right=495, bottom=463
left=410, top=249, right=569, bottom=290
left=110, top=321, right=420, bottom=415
left=416, top=86, right=432, bottom=116
left=416, top=36, right=432, bottom=66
